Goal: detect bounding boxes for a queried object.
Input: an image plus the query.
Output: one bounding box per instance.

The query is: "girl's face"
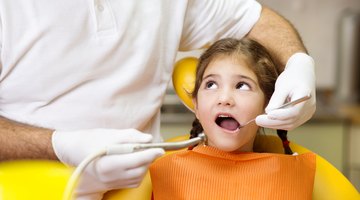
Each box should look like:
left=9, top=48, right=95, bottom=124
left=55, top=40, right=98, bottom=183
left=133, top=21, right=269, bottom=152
left=194, top=55, right=265, bottom=152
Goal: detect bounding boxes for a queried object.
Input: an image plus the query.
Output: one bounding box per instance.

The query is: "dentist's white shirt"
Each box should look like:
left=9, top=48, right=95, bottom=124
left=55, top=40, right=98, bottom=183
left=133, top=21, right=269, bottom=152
left=0, top=0, right=261, bottom=141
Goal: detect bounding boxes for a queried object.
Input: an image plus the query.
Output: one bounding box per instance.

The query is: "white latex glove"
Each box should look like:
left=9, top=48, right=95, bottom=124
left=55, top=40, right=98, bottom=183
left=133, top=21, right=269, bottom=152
left=256, top=53, right=316, bottom=130
left=52, top=129, right=165, bottom=200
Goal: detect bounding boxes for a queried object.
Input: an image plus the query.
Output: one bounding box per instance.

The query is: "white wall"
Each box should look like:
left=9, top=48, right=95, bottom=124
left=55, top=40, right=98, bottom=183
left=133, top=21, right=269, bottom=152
left=257, top=0, right=360, bottom=89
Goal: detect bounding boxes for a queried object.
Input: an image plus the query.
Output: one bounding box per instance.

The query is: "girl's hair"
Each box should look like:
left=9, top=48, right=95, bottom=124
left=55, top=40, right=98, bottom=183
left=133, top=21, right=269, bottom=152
left=189, top=38, right=293, bottom=154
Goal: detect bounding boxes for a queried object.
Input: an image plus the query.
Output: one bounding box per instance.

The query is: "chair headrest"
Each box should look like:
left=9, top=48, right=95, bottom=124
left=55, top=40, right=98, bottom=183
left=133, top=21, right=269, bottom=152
left=172, top=57, right=198, bottom=112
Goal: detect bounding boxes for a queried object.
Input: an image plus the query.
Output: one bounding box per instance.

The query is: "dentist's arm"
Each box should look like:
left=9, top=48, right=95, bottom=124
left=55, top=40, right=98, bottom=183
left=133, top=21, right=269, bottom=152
left=247, top=6, right=316, bottom=130
left=247, top=6, right=307, bottom=69
left=0, top=116, right=56, bottom=160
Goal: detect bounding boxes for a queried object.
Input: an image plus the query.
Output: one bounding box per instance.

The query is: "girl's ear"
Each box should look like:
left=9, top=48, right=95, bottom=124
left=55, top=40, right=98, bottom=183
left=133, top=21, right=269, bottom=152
left=192, top=98, right=199, bottom=119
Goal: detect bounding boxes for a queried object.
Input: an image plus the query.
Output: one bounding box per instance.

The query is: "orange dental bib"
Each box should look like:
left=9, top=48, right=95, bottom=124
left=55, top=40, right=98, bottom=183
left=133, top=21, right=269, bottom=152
left=150, top=145, right=316, bottom=200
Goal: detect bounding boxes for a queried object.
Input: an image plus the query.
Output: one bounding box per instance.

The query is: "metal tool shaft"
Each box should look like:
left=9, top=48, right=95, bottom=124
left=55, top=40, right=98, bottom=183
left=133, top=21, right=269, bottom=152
left=133, top=133, right=206, bottom=151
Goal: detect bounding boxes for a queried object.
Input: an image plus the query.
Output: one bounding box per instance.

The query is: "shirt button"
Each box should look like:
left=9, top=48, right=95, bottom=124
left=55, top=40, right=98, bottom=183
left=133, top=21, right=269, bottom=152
left=97, top=4, right=104, bottom=12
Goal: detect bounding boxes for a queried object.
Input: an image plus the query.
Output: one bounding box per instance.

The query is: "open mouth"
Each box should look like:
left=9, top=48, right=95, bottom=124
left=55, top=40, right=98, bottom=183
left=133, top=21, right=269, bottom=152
left=215, top=114, right=240, bottom=131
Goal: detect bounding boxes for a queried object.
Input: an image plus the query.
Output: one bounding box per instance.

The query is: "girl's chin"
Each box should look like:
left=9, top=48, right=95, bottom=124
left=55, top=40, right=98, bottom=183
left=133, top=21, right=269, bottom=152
left=211, top=144, right=242, bottom=152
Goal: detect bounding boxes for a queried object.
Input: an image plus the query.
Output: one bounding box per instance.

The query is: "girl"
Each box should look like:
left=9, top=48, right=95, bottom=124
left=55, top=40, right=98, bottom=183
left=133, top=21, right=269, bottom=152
left=150, top=38, right=316, bottom=200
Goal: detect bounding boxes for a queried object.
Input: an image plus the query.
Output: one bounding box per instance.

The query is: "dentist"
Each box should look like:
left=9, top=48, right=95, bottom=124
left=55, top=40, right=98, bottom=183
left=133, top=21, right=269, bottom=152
left=0, top=0, right=315, bottom=199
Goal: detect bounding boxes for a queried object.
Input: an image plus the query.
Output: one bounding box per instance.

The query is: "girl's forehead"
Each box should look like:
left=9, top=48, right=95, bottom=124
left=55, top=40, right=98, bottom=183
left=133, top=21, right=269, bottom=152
left=210, top=53, right=252, bottom=66
left=202, top=55, right=259, bottom=83
left=205, top=55, right=253, bottom=73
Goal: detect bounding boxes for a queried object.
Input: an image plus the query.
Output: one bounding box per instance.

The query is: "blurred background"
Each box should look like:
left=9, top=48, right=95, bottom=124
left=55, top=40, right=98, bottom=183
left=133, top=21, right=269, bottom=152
left=160, top=0, right=360, bottom=191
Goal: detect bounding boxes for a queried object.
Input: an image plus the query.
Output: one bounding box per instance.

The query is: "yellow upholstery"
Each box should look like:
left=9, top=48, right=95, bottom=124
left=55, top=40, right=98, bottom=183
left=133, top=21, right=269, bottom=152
left=172, top=57, right=197, bottom=111
left=0, top=57, right=358, bottom=199
left=0, top=160, right=72, bottom=200
left=289, top=141, right=360, bottom=200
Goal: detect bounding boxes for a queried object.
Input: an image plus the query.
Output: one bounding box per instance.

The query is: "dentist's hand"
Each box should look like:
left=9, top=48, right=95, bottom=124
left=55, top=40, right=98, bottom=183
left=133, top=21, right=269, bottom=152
left=256, top=53, right=316, bottom=130
left=52, top=129, right=165, bottom=200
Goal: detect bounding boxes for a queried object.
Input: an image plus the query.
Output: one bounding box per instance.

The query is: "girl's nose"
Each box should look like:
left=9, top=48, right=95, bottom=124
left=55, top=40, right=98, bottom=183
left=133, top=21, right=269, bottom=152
left=217, top=89, right=235, bottom=106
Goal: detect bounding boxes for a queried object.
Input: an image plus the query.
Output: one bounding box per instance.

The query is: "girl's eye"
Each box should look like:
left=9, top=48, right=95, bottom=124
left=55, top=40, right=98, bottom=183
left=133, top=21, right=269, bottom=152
left=236, top=82, right=250, bottom=90
left=205, top=81, right=218, bottom=89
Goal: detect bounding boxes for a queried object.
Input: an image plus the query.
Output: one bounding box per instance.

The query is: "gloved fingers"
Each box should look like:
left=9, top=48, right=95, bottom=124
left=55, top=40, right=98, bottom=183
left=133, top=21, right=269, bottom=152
left=114, top=148, right=165, bottom=169
left=109, top=129, right=154, bottom=144
left=266, top=85, right=313, bottom=117
left=267, top=92, right=315, bottom=122
left=76, top=169, right=145, bottom=192
left=75, top=172, right=108, bottom=197
left=52, top=128, right=155, bottom=166
left=94, top=148, right=164, bottom=182
left=76, top=192, right=104, bottom=200
left=130, top=148, right=164, bottom=167
left=255, top=114, right=302, bottom=130
left=265, top=83, right=291, bottom=113
left=266, top=104, right=301, bottom=121
left=98, top=163, right=149, bottom=184
left=284, top=86, right=314, bottom=108
left=75, top=172, right=144, bottom=198
left=288, top=87, right=312, bottom=100
left=101, top=167, right=148, bottom=188
left=290, top=88, right=316, bottom=117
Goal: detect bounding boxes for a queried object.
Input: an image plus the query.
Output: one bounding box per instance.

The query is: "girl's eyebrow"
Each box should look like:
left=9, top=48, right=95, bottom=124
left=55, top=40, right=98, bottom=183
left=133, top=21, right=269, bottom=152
left=202, top=74, right=218, bottom=80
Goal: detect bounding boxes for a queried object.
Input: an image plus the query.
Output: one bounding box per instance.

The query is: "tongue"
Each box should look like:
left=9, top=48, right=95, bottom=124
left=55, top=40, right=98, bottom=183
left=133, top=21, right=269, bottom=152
left=220, top=118, right=239, bottom=131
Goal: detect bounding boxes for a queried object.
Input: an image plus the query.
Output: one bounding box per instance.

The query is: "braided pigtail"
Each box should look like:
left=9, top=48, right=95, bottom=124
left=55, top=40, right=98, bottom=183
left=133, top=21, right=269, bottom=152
left=189, top=118, right=204, bottom=149
left=277, top=129, right=293, bottom=155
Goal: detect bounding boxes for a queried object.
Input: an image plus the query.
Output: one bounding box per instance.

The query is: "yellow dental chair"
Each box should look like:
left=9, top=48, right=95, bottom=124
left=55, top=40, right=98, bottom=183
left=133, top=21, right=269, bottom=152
left=0, top=57, right=359, bottom=200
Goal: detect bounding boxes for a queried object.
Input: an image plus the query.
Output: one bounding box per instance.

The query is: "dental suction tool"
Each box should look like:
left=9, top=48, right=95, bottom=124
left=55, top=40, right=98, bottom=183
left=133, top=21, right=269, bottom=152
left=63, top=133, right=207, bottom=200
left=107, top=133, right=206, bottom=154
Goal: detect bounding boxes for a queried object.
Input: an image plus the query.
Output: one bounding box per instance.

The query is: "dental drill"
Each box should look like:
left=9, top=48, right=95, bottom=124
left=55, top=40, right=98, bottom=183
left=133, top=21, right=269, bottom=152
left=107, top=133, right=207, bottom=154
left=63, top=133, right=207, bottom=200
